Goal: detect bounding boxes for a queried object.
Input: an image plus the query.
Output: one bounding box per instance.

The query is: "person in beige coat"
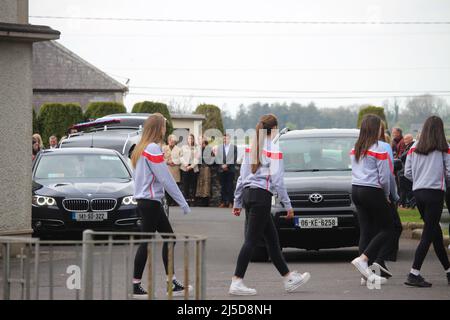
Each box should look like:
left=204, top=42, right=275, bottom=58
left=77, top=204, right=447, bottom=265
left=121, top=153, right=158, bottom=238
left=163, top=134, right=182, bottom=183
left=180, top=134, right=200, bottom=204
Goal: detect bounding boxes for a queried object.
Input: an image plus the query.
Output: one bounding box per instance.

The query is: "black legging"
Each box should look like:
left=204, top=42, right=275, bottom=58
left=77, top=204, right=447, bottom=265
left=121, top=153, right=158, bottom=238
left=412, top=189, right=450, bottom=271
left=386, top=198, right=403, bottom=260
left=234, top=188, right=290, bottom=278
left=445, top=188, right=450, bottom=238
left=352, top=185, right=395, bottom=264
left=133, top=199, right=175, bottom=279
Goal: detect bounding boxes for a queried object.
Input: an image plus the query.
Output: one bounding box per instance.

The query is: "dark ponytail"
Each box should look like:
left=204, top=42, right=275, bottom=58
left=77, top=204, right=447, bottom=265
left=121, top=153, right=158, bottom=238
left=251, top=114, right=278, bottom=174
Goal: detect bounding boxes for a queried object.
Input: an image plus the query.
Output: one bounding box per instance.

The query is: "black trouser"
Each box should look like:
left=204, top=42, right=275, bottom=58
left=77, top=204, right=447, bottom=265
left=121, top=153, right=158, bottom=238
left=352, top=185, right=395, bottom=264
left=133, top=199, right=175, bottom=279
left=412, top=189, right=450, bottom=271
left=386, top=198, right=403, bottom=261
left=445, top=188, right=450, bottom=238
left=234, top=188, right=290, bottom=278
left=220, top=171, right=235, bottom=205
left=399, top=175, right=414, bottom=206
left=182, top=170, right=198, bottom=200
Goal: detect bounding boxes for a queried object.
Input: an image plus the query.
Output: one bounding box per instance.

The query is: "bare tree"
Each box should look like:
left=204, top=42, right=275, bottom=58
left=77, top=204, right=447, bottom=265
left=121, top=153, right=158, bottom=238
left=167, top=98, right=194, bottom=114
left=402, top=94, right=449, bottom=123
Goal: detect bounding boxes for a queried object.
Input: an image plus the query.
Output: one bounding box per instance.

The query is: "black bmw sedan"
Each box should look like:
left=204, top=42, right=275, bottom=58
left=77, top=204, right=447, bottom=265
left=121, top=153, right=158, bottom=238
left=32, top=148, right=141, bottom=237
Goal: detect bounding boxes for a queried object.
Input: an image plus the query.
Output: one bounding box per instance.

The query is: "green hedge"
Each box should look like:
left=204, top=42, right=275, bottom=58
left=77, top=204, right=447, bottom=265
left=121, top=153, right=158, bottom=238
left=32, top=108, right=39, bottom=134
left=357, top=106, right=388, bottom=128
left=131, top=102, right=142, bottom=113
left=194, top=104, right=224, bottom=133
left=131, top=101, right=173, bottom=136
left=84, top=101, right=126, bottom=120
left=38, top=103, right=84, bottom=146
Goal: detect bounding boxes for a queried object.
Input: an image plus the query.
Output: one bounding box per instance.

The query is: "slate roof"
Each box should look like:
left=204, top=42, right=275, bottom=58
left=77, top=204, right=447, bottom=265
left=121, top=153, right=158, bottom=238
left=32, top=40, right=128, bottom=93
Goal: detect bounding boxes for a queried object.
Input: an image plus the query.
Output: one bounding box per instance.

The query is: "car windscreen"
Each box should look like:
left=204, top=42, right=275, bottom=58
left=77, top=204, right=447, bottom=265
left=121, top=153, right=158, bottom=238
left=280, top=136, right=357, bottom=172
left=34, top=154, right=131, bottom=179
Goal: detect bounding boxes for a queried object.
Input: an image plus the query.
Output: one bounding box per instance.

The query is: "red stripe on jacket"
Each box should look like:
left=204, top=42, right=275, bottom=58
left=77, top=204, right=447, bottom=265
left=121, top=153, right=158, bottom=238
left=142, top=151, right=165, bottom=163
left=407, top=147, right=416, bottom=155
left=349, top=149, right=388, bottom=160
left=263, top=149, right=283, bottom=160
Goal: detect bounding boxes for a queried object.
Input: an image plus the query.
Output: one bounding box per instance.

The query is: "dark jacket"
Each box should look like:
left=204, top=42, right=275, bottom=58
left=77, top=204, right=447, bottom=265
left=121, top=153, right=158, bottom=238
left=215, top=143, right=238, bottom=173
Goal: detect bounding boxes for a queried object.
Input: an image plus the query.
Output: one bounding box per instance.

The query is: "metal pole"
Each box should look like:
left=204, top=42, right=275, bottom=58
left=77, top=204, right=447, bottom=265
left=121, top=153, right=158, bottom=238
left=25, top=244, right=31, bottom=300
left=167, top=241, right=174, bottom=300
left=127, top=236, right=134, bottom=300
left=107, top=237, right=113, bottom=300
left=200, top=240, right=206, bottom=300
left=195, top=241, right=200, bottom=300
left=19, top=247, right=25, bottom=300
left=75, top=244, right=80, bottom=300
left=146, top=241, right=156, bottom=300
left=184, top=239, right=189, bottom=300
left=81, top=230, right=94, bottom=300
left=34, top=243, right=40, bottom=300
left=100, top=245, right=105, bottom=300
left=49, top=245, right=54, bottom=300
left=2, top=243, right=11, bottom=300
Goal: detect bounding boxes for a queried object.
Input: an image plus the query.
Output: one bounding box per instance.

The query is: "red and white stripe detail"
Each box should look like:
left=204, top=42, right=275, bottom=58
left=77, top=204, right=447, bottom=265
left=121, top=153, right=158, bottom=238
left=263, top=149, right=283, bottom=160
left=350, top=149, right=388, bottom=160
left=142, top=151, right=165, bottom=163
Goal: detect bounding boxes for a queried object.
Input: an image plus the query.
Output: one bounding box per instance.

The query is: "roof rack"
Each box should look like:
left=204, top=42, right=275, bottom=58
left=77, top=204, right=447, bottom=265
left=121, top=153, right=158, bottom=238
left=71, top=118, right=121, bottom=131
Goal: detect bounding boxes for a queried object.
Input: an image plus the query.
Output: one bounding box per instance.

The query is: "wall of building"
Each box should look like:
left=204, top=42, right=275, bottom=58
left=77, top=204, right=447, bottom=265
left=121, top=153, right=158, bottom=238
left=172, top=119, right=203, bottom=138
left=33, top=91, right=124, bottom=112
left=0, top=0, right=27, bottom=23
left=0, top=41, right=33, bottom=234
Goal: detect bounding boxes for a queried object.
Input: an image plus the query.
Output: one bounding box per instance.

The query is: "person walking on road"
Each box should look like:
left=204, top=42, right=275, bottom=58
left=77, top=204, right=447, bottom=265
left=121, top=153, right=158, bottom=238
left=229, top=114, right=311, bottom=296
left=350, top=114, right=394, bottom=286
left=378, top=123, right=403, bottom=264
left=131, top=113, right=192, bottom=299
left=404, top=115, right=450, bottom=287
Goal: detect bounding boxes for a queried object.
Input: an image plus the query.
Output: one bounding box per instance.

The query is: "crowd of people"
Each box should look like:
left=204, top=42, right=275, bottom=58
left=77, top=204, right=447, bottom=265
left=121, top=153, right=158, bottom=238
left=351, top=114, right=450, bottom=288
left=32, top=133, right=59, bottom=160
left=160, top=132, right=240, bottom=208
left=31, top=113, right=450, bottom=297
left=130, top=112, right=449, bottom=298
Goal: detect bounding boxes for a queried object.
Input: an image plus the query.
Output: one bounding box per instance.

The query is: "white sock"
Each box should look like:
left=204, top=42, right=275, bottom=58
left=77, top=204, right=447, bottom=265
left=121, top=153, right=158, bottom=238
left=410, top=268, right=420, bottom=276
left=133, top=279, right=141, bottom=284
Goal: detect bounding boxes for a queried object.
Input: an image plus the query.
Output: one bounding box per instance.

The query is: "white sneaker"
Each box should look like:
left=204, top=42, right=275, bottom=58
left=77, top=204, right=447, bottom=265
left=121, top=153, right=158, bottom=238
left=284, top=271, right=311, bottom=292
left=367, top=273, right=388, bottom=285
left=228, top=279, right=257, bottom=296
left=360, top=277, right=367, bottom=286
left=351, top=257, right=370, bottom=278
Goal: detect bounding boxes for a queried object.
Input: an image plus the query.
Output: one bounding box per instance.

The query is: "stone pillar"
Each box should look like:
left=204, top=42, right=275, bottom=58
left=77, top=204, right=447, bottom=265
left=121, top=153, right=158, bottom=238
left=0, top=0, right=60, bottom=238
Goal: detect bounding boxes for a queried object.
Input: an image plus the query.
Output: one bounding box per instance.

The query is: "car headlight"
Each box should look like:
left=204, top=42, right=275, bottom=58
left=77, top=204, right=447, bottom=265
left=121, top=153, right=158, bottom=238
left=32, top=196, right=56, bottom=207
left=122, top=196, right=137, bottom=206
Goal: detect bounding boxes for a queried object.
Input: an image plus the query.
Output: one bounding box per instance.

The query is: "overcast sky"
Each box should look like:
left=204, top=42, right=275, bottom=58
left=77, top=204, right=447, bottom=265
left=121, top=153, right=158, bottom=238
left=29, top=0, right=450, bottom=116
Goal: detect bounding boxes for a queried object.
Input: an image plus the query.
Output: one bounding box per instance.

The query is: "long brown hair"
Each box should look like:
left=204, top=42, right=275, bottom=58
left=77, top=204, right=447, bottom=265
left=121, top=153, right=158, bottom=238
left=131, top=113, right=166, bottom=168
left=251, top=114, right=278, bottom=174
left=379, top=120, right=387, bottom=142
left=354, top=114, right=382, bottom=162
left=415, top=115, right=448, bottom=155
